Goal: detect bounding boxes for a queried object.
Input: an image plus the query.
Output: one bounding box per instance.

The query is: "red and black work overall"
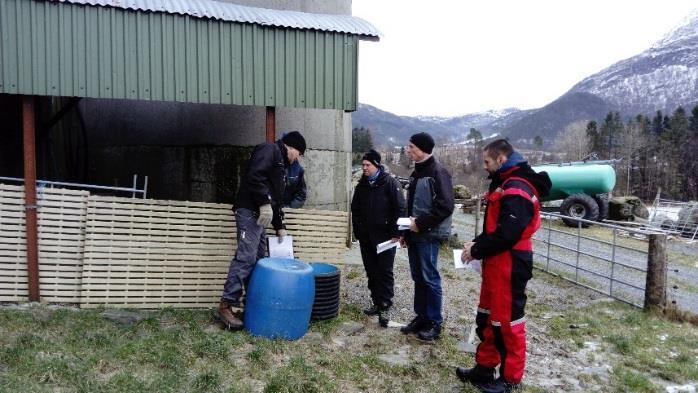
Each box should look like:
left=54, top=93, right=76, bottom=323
left=475, top=177, right=540, bottom=384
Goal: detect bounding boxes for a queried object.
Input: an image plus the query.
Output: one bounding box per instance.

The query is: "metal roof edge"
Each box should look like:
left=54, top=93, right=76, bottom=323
left=44, top=0, right=382, bottom=39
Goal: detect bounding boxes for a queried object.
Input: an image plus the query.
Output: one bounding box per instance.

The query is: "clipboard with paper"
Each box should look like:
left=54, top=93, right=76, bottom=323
left=268, top=235, right=294, bottom=258
left=453, top=249, right=482, bottom=274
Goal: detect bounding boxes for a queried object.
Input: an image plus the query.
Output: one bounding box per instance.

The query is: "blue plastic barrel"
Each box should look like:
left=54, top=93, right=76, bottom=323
left=244, top=257, right=315, bottom=340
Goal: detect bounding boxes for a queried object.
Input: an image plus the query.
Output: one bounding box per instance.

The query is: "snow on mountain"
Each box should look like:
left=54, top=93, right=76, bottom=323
left=567, top=9, right=698, bottom=115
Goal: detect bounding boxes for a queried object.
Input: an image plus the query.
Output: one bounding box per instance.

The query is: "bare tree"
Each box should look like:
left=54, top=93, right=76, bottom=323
left=554, top=120, right=590, bottom=161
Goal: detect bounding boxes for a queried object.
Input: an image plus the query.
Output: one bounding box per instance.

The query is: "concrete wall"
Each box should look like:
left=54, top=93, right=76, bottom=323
left=76, top=0, right=353, bottom=211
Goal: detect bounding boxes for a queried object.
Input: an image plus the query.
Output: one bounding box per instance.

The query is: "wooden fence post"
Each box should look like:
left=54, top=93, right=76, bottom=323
left=644, top=233, right=667, bottom=311
left=474, top=197, right=481, bottom=238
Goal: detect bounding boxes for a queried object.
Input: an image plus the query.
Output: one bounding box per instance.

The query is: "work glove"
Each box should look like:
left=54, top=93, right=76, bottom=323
left=257, top=204, right=273, bottom=228
left=276, top=229, right=287, bottom=244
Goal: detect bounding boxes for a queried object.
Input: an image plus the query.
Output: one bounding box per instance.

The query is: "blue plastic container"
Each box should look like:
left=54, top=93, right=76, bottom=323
left=244, top=258, right=315, bottom=340
left=311, top=263, right=339, bottom=277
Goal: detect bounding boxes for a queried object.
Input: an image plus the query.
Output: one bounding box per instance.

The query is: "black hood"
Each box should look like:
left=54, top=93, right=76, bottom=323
left=495, top=163, right=552, bottom=199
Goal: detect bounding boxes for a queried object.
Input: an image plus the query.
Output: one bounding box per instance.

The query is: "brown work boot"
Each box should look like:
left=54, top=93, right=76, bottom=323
left=217, top=300, right=243, bottom=330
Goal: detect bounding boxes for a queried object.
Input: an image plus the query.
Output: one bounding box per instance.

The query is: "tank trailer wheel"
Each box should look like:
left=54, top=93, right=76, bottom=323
left=593, top=193, right=610, bottom=222
left=560, top=193, right=600, bottom=227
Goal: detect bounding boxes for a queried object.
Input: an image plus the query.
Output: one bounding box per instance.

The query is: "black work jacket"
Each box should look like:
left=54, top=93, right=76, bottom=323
left=351, top=169, right=406, bottom=244
left=235, top=140, right=289, bottom=230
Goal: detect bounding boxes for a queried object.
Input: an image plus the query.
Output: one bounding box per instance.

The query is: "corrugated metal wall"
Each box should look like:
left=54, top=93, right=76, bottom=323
left=0, top=0, right=359, bottom=110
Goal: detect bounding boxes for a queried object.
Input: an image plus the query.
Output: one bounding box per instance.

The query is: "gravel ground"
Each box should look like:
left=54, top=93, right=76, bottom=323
left=340, top=237, right=618, bottom=392
left=340, top=209, right=697, bottom=391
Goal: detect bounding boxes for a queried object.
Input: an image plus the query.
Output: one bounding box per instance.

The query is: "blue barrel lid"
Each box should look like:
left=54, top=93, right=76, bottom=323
left=310, top=262, right=339, bottom=277
left=258, top=257, right=313, bottom=274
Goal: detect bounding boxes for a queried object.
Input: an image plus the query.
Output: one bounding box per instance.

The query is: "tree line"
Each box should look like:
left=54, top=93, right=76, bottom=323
left=557, top=105, right=698, bottom=201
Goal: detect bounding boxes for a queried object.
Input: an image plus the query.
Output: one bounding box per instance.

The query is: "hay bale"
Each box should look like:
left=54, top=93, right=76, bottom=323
left=454, top=185, right=472, bottom=199
left=609, top=196, right=648, bottom=220
left=678, top=202, right=698, bottom=225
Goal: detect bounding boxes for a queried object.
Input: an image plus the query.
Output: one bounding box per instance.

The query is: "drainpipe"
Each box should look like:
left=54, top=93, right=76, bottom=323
left=266, top=106, right=275, bottom=143
left=22, top=96, right=40, bottom=302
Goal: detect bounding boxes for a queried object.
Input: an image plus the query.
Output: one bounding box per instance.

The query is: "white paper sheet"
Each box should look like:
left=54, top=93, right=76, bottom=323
left=397, top=217, right=411, bottom=231
left=268, top=235, right=294, bottom=258
left=453, top=250, right=482, bottom=274
left=376, top=239, right=399, bottom=254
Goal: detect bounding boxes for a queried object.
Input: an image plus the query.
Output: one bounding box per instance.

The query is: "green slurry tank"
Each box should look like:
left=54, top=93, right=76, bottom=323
left=532, top=161, right=616, bottom=227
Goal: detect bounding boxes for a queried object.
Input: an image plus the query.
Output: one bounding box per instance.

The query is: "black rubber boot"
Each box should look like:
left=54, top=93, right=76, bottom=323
left=378, top=307, right=391, bottom=328
left=363, top=305, right=380, bottom=316
left=417, top=321, right=441, bottom=341
left=475, top=377, right=517, bottom=393
left=400, top=316, right=427, bottom=334
left=455, top=364, right=496, bottom=385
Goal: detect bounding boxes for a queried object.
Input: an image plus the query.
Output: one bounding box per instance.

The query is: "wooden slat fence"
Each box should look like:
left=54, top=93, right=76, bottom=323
left=0, top=184, right=349, bottom=308
left=80, top=196, right=349, bottom=308
left=0, top=184, right=89, bottom=303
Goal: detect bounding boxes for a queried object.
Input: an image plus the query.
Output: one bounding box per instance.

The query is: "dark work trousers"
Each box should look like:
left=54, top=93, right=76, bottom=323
left=359, top=239, right=396, bottom=310
left=222, top=208, right=267, bottom=306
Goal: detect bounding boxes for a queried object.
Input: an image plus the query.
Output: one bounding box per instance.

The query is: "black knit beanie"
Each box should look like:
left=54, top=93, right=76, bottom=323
left=281, top=131, right=306, bottom=155
left=409, top=132, right=435, bottom=154
left=362, top=149, right=381, bottom=168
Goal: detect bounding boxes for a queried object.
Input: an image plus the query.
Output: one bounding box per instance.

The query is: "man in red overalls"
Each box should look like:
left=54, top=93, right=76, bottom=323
left=456, top=139, right=551, bottom=393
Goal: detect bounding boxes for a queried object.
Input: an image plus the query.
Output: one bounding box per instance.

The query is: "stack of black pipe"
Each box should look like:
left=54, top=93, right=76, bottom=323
left=311, top=265, right=340, bottom=320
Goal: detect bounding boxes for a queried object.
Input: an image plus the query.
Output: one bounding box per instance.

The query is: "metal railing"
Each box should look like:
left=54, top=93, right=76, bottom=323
left=648, top=197, right=698, bottom=241
left=532, top=212, right=662, bottom=309
left=0, top=174, right=148, bottom=198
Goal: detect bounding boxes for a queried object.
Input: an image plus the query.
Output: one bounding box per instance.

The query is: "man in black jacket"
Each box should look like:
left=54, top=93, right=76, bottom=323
left=399, top=132, right=454, bottom=341
left=218, top=131, right=306, bottom=330
left=351, top=150, right=405, bottom=327
left=456, top=139, right=551, bottom=393
left=283, top=159, right=307, bottom=209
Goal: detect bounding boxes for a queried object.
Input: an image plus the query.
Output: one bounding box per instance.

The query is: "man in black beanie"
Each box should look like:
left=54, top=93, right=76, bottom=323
left=351, top=149, right=405, bottom=327
left=400, top=132, right=454, bottom=341
left=218, top=130, right=306, bottom=330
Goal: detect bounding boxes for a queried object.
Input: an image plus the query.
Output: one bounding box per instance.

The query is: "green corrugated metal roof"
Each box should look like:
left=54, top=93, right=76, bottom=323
left=0, top=0, right=362, bottom=110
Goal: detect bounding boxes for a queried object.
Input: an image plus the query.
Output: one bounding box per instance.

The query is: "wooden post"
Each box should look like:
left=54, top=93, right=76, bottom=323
left=265, top=106, right=275, bottom=143
left=22, top=96, right=40, bottom=302
left=474, top=197, right=481, bottom=238
left=644, top=233, right=667, bottom=311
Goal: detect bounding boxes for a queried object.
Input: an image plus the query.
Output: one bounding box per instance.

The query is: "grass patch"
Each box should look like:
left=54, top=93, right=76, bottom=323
left=543, top=300, right=698, bottom=389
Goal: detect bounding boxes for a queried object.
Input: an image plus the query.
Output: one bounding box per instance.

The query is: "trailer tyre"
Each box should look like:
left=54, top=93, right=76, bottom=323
left=593, top=193, right=609, bottom=222
left=560, top=193, right=599, bottom=227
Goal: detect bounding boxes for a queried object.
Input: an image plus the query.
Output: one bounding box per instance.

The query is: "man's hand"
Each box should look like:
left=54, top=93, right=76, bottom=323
left=276, top=229, right=287, bottom=244
left=399, top=236, right=406, bottom=248
left=257, top=204, right=273, bottom=227
left=409, top=217, right=419, bottom=233
left=390, top=237, right=399, bottom=243
left=461, top=241, right=475, bottom=263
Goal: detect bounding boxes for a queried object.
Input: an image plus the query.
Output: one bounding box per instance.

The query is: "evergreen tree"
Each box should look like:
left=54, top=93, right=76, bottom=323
left=687, top=105, right=698, bottom=199
left=586, top=121, right=601, bottom=154
left=351, top=127, right=374, bottom=153
left=651, top=111, right=664, bottom=136
left=467, top=128, right=482, bottom=141
left=534, top=135, right=544, bottom=148
left=690, top=105, right=698, bottom=134
left=599, top=111, right=623, bottom=159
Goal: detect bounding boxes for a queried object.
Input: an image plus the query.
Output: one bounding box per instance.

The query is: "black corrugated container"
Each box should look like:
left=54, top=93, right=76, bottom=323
left=310, top=263, right=340, bottom=320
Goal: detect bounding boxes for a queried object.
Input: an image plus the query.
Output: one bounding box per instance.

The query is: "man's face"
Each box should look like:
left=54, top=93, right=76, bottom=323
left=362, top=160, right=378, bottom=177
left=483, top=151, right=506, bottom=174
left=406, top=142, right=424, bottom=162
left=286, top=146, right=301, bottom=163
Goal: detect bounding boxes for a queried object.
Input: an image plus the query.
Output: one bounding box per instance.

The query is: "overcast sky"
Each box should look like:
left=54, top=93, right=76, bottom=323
left=352, top=1, right=698, bottom=117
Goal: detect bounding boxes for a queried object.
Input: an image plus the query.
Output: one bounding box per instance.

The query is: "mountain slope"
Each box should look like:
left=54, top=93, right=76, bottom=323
left=502, top=10, right=698, bottom=143
left=352, top=104, right=521, bottom=147
left=568, top=9, right=698, bottom=115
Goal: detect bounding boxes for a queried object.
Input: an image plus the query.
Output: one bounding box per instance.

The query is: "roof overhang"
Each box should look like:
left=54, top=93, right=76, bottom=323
left=0, top=0, right=381, bottom=111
